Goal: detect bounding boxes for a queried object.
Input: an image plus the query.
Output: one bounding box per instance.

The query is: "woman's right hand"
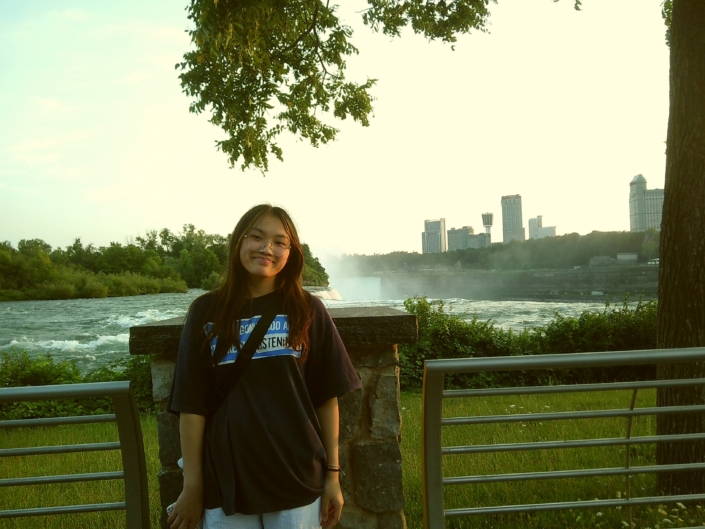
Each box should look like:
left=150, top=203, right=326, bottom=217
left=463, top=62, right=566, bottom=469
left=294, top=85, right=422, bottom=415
left=171, top=413, right=207, bottom=528
left=167, top=483, right=204, bottom=529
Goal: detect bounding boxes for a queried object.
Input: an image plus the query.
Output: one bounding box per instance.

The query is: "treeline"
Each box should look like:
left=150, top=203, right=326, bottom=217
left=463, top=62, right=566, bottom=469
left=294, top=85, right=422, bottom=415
left=340, top=229, right=660, bottom=275
left=0, top=225, right=329, bottom=302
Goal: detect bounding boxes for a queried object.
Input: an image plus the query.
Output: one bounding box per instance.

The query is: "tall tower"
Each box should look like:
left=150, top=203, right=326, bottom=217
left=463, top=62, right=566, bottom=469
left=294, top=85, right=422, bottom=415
left=501, top=195, right=525, bottom=243
left=421, top=218, right=447, bottom=253
left=481, top=212, right=494, bottom=235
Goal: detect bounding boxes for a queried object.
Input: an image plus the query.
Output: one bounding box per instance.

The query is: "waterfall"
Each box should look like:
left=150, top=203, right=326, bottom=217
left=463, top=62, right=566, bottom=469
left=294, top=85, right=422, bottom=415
left=332, top=277, right=383, bottom=300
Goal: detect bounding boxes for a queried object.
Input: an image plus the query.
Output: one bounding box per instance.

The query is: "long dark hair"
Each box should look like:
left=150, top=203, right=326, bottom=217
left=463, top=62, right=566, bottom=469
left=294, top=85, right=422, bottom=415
left=206, top=204, right=312, bottom=364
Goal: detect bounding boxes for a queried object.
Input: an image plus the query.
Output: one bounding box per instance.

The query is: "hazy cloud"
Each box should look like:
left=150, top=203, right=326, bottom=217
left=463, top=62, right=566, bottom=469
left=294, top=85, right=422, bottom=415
left=90, top=22, right=187, bottom=44
left=86, top=185, right=129, bottom=203
left=116, top=70, right=157, bottom=85
left=33, top=97, right=76, bottom=114
left=54, top=9, right=89, bottom=22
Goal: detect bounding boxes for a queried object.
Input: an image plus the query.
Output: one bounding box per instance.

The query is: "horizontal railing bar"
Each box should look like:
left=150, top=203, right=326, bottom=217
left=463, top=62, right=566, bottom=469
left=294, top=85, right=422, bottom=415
left=444, top=493, right=705, bottom=518
left=0, top=381, right=130, bottom=403
left=0, top=442, right=120, bottom=458
left=0, top=414, right=116, bottom=429
left=444, top=377, right=705, bottom=398
left=442, top=432, right=705, bottom=455
left=443, top=404, right=705, bottom=426
left=444, top=462, right=705, bottom=485
left=0, top=502, right=126, bottom=519
left=0, top=471, right=124, bottom=488
left=426, top=347, right=705, bottom=375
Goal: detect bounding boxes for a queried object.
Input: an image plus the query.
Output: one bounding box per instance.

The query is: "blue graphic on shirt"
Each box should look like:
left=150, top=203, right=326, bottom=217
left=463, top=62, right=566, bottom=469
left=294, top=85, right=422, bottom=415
left=206, top=314, right=300, bottom=365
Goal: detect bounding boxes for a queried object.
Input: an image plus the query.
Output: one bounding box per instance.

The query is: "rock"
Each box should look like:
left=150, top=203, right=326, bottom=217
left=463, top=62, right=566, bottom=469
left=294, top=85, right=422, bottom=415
left=157, top=411, right=181, bottom=466
left=338, top=508, right=378, bottom=529
left=353, top=441, right=404, bottom=512
left=339, top=388, right=363, bottom=440
left=370, top=371, right=401, bottom=439
left=327, top=308, right=418, bottom=347
left=150, top=355, right=176, bottom=402
left=378, top=511, right=407, bottom=529
left=347, top=345, right=399, bottom=368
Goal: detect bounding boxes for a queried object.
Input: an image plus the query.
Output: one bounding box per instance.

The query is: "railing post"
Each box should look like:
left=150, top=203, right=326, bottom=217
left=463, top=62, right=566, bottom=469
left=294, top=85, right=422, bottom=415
left=113, top=385, right=150, bottom=529
left=422, top=367, right=445, bottom=529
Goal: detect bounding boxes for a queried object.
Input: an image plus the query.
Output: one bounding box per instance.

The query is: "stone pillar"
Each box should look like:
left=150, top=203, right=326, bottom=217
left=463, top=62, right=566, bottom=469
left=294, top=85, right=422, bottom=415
left=129, top=306, right=417, bottom=529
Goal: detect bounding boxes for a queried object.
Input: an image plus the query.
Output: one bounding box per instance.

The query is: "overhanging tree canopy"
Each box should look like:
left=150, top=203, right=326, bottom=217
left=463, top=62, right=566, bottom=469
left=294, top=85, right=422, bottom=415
left=177, top=0, right=502, bottom=172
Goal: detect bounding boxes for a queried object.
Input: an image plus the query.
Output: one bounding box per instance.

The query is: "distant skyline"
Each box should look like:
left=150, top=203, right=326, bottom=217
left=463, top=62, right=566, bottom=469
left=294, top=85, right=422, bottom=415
left=0, top=1, right=670, bottom=265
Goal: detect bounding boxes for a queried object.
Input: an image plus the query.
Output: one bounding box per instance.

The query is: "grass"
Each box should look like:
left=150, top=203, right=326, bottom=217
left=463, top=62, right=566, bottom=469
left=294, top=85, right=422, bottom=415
left=400, top=390, right=705, bottom=529
left=0, top=416, right=161, bottom=529
left=2, top=393, right=705, bottom=528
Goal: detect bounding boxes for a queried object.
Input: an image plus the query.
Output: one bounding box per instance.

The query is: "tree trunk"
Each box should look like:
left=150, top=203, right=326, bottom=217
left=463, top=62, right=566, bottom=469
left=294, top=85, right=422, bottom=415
left=656, top=0, right=705, bottom=495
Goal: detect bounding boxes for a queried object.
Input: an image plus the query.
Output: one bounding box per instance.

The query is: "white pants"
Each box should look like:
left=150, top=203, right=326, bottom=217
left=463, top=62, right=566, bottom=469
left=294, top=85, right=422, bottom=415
left=204, top=497, right=321, bottom=529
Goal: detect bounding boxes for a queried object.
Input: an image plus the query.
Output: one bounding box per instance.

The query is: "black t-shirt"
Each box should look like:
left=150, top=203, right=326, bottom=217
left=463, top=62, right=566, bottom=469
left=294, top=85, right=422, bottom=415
left=169, top=291, right=360, bottom=515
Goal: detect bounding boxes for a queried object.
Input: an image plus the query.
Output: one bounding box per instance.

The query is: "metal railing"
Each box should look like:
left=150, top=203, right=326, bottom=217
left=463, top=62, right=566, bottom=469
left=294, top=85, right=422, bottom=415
left=0, top=381, right=150, bottom=528
left=422, top=347, right=705, bottom=529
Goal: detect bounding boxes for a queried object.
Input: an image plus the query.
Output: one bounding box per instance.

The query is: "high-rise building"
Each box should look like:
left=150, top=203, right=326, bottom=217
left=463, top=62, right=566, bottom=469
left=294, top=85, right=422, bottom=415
left=422, top=218, right=447, bottom=253
left=447, top=226, right=490, bottom=251
left=528, top=216, right=541, bottom=240
left=538, top=226, right=556, bottom=238
left=629, top=174, right=664, bottom=232
left=447, top=226, right=473, bottom=251
left=528, top=215, right=557, bottom=239
left=501, top=195, right=525, bottom=243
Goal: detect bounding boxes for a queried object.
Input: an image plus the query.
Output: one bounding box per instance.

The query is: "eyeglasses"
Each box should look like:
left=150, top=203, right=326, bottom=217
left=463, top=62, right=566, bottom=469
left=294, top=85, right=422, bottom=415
left=243, top=234, right=291, bottom=256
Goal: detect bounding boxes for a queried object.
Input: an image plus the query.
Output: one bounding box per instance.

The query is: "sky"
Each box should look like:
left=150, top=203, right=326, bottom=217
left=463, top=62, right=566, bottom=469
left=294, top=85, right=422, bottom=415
left=0, top=0, right=670, bottom=266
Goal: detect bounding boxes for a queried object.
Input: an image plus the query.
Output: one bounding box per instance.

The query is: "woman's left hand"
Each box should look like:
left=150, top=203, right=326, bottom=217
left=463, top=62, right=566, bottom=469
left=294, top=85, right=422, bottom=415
left=320, top=472, right=343, bottom=527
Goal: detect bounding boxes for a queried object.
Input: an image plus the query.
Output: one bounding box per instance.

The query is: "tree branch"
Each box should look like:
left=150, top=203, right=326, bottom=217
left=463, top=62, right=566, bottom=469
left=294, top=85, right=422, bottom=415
left=275, top=1, right=320, bottom=57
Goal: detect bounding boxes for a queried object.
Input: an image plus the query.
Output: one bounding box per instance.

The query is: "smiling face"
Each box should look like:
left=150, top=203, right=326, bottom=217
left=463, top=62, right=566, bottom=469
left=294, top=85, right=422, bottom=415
left=239, top=213, right=291, bottom=293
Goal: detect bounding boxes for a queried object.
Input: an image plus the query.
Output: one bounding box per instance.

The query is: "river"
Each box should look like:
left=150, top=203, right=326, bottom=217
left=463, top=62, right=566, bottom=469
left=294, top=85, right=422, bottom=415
left=0, top=281, right=610, bottom=371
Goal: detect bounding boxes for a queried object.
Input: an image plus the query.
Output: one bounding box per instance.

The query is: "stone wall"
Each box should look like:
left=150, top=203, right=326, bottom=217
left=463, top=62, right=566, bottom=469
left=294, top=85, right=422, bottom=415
left=129, top=306, right=417, bottom=529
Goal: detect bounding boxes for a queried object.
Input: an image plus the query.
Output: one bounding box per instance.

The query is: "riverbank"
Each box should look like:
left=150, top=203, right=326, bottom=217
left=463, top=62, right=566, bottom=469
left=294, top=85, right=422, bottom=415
left=0, top=271, right=188, bottom=302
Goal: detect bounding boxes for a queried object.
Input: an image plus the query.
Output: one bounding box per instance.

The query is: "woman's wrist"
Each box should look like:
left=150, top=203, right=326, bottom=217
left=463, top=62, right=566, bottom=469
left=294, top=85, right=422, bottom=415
left=182, top=475, right=204, bottom=491
left=325, top=470, right=341, bottom=483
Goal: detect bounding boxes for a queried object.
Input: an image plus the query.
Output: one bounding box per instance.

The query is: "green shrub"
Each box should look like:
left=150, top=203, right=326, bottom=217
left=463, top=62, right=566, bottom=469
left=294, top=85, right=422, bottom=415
left=30, top=282, right=76, bottom=300
left=159, top=276, right=189, bottom=293
left=0, top=289, right=28, bottom=301
left=201, top=271, right=221, bottom=290
left=399, top=296, right=658, bottom=391
left=94, top=272, right=187, bottom=296
left=77, top=278, right=109, bottom=298
left=82, top=354, right=155, bottom=413
left=534, top=298, right=658, bottom=385
left=0, top=350, right=156, bottom=419
left=102, top=272, right=158, bottom=296
left=0, top=350, right=83, bottom=387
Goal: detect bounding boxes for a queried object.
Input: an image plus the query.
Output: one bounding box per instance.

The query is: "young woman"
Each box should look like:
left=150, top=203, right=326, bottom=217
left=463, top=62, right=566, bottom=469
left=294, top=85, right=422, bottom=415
left=167, top=204, right=360, bottom=529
